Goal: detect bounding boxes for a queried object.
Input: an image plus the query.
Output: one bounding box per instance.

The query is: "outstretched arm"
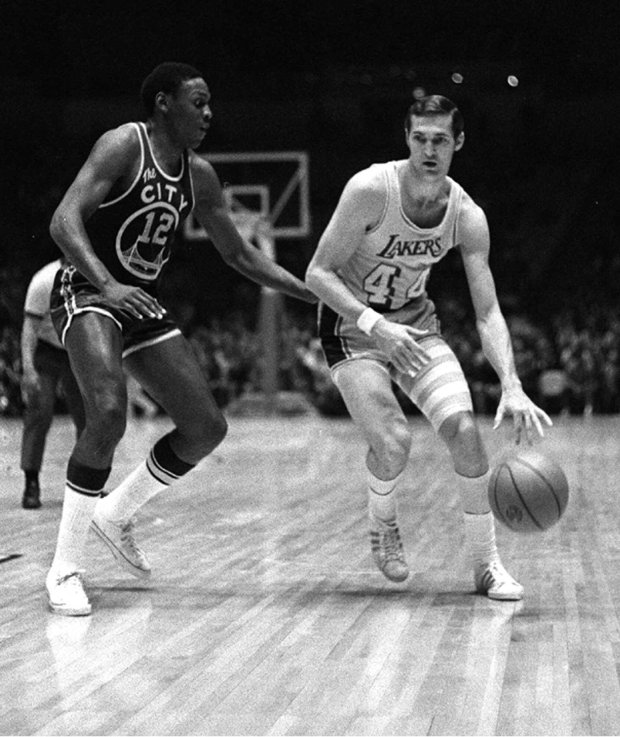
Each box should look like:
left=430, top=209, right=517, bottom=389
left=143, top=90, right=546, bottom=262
left=458, top=198, right=552, bottom=444
left=191, top=155, right=315, bottom=303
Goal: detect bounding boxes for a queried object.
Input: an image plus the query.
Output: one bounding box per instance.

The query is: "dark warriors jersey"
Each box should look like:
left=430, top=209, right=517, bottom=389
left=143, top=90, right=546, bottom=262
left=85, top=122, right=195, bottom=294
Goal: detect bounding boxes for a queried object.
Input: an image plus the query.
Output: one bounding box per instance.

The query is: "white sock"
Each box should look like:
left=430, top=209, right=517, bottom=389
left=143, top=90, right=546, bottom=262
left=459, top=472, right=491, bottom=515
left=463, top=511, right=499, bottom=569
left=97, top=460, right=167, bottom=524
left=49, top=487, right=100, bottom=577
left=97, top=435, right=195, bottom=524
left=367, top=469, right=402, bottom=521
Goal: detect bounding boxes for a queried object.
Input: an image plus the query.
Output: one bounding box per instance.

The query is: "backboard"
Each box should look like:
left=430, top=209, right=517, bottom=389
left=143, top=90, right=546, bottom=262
left=183, top=150, right=310, bottom=242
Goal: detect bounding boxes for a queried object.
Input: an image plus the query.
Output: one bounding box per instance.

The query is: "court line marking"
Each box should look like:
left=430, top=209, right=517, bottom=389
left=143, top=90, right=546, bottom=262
left=0, top=554, right=23, bottom=564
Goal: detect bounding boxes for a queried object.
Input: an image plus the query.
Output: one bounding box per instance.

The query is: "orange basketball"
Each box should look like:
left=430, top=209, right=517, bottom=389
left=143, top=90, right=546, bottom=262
left=488, top=450, right=569, bottom=532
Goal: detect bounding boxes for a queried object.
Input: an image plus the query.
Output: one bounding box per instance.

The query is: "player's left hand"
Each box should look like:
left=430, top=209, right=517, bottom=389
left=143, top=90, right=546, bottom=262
left=493, top=384, right=553, bottom=445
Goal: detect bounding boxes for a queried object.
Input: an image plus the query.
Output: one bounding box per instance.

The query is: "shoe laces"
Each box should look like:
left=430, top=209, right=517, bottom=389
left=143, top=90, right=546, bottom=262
left=479, top=560, right=514, bottom=588
left=119, top=519, right=142, bottom=554
left=381, top=525, right=404, bottom=563
left=57, top=570, right=86, bottom=589
left=487, top=560, right=509, bottom=579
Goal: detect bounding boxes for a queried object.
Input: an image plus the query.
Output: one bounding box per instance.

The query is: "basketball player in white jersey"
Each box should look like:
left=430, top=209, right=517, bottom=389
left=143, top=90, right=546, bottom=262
left=306, top=95, right=552, bottom=600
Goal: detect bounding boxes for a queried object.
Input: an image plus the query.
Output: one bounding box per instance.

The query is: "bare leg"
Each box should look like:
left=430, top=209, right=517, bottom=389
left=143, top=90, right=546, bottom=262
left=59, top=361, right=86, bottom=438
left=438, top=410, right=523, bottom=600
left=93, top=334, right=229, bottom=573
left=65, top=314, right=128, bottom=468
left=437, top=410, right=489, bottom=513
left=332, top=359, right=410, bottom=582
left=47, top=314, right=126, bottom=614
left=125, top=333, right=227, bottom=463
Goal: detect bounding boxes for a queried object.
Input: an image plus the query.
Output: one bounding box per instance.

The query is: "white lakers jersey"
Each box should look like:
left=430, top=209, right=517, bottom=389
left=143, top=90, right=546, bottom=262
left=339, top=161, right=464, bottom=311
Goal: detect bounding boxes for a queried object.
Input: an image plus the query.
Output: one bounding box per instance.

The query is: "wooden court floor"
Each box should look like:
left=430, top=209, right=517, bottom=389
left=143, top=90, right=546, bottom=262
left=1, top=412, right=620, bottom=736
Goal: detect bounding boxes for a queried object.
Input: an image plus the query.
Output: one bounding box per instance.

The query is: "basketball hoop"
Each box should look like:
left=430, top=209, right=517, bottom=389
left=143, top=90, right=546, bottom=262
left=182, top=151, right=312, bottom=415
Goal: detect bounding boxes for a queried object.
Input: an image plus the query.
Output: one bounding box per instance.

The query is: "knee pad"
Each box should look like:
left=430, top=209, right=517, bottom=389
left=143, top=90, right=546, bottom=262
left=393, top=337, right=473, bottom=432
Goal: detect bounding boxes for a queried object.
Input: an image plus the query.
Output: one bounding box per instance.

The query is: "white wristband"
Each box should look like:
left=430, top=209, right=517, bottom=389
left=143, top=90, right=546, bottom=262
left=357, top=307, right=382, bottom=336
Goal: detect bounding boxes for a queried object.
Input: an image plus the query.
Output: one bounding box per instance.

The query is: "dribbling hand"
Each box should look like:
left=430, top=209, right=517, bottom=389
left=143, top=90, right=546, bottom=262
left=371, top=319, right=431, bottom=375
left=493, top=385, right=553, bottom=445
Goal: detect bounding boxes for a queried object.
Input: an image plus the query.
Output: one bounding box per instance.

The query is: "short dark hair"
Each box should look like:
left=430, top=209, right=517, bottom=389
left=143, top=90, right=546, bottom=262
left=140, top=62, right=204, bottom=117
left=405, top=95, right=464, bottom=140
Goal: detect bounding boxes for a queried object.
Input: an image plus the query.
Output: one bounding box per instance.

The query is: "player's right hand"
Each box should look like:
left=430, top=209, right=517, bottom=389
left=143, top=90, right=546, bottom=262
left=370, top=319, right=431, bottom=375
left=101, top=282, right=167, bottom=320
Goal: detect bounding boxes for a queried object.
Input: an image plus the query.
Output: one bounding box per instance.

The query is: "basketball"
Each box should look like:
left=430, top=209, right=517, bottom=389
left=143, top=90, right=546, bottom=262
left=488, top=450, right=569, bottom=532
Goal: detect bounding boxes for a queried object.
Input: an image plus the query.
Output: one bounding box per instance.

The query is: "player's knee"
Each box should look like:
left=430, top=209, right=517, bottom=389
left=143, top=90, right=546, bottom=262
left=96, top=410, right=127, bottom=447
left=191, top=412, right=228, bottom=457
left=369, top=419, right=411, bottom=474
left=439, top=410, right=488, bottom=476
left=208, top=413, right=228, bottom=448
left=439, top=410, right=477, bottom=441
left=86, top=393, right=127, bottom=447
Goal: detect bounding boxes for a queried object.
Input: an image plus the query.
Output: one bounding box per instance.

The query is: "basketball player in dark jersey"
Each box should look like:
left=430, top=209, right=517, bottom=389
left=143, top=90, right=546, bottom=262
left=45, top=62, right=315, bottom=616
left=306, top=95, right=551, bottom=601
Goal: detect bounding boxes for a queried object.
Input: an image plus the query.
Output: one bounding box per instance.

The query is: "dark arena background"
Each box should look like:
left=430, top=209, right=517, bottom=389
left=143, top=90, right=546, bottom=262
left=1, top=1, right=620, bottom=735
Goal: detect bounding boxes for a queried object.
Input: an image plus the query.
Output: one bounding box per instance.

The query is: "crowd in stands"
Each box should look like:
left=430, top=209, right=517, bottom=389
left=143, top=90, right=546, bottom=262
left=1, top=261, right=619, bottom=419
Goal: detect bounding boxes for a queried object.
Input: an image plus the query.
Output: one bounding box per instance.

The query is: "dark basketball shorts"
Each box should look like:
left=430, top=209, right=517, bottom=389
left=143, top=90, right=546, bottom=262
left=50, top=269, right=181, bottom=358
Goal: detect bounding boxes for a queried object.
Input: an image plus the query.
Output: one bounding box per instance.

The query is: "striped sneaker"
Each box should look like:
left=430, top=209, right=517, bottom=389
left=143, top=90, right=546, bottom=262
left=46, top=570, right=91, bottom=616
left=369, top=512, right=409, bottom=583
left=91, top=512, right=151, bottom=579
left=475, top=560, right=524, bottom=601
